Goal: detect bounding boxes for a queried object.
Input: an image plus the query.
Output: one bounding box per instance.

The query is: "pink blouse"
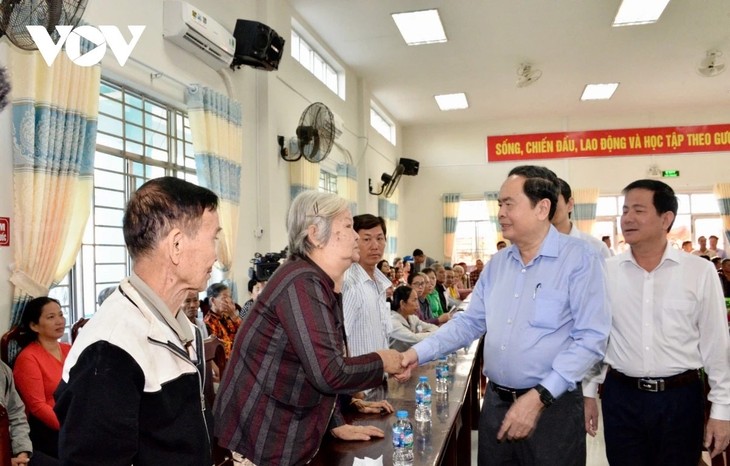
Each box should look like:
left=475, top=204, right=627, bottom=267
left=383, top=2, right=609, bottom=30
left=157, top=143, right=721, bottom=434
left=13, top=341, right=71, bottom=430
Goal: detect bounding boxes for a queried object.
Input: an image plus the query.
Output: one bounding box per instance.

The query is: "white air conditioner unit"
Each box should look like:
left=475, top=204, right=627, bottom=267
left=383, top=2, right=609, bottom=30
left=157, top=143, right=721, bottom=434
left=163, top=0, right=236, bottom=70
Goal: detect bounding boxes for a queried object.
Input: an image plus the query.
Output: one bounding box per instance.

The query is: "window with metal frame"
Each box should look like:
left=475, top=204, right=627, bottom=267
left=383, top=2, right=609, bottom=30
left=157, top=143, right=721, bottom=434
left=49, top=79, right=195, bottom=337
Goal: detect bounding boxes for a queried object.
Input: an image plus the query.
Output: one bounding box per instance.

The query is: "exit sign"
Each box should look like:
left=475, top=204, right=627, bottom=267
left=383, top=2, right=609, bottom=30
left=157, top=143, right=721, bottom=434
left=662, top=170, right=680, bottom=178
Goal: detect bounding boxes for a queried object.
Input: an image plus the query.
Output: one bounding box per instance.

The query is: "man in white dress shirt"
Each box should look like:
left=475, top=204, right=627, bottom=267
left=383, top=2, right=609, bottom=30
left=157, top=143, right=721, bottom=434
left=343, top=214, right=393, bottom=361
left=552, top=178, right=612, bottom=259
left=584, top=179, right=730, bottom=465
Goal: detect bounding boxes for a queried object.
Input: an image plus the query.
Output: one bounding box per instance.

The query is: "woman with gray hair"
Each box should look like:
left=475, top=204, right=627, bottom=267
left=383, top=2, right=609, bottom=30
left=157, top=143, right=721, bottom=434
left=214, top=190, right=404, bottom=466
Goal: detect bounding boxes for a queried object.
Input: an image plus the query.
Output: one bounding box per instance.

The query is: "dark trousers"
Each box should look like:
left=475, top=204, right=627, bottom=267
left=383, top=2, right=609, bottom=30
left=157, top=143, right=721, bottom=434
left=478, top=386, right=585, bottom=466
left=602, top=374, right=704, bottom=466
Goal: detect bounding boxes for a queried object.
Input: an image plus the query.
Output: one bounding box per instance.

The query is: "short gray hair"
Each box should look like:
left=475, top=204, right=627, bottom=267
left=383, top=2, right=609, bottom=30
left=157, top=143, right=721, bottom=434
left=288, top=190, right=350, bottom=256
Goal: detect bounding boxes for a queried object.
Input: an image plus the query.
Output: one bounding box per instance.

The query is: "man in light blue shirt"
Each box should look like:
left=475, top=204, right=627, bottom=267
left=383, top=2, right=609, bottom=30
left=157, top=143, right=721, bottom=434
left=400, top=165, right=611, bottom=466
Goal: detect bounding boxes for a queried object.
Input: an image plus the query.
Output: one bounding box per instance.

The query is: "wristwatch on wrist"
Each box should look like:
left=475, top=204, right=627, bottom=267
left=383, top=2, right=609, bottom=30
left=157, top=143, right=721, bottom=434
left=535, top=384, right=555, bottom=407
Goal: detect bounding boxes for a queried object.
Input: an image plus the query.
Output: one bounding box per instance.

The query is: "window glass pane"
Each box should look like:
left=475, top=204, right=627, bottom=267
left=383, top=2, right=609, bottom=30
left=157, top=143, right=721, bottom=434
left=95, top=188, right=125, bottom=208
left=596, top=196, right=617, bottom=216
left=124, top=106, right=143, bottom=126
left=94, top=207, right=124, bottom=227
left=125, top=123, right=144, bottom=143
left=96, top=246, right=127, bottom=263
left=95, top=227, right=125, bottom=245
left=94, top=169, right=124, bottom=191
left=124, top=92, right=143, bottom=109
left=97, top=114, right=123, bottom=136
left=95, top=264, right=127, bottom=283
left=690, top=193, right=720, bottom=214
left=99, top=96, right=123, bottom=118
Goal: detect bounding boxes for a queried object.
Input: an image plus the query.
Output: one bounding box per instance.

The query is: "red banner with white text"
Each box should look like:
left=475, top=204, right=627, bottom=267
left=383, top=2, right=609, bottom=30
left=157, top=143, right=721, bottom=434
left=486, top=124, right=730, bottom=162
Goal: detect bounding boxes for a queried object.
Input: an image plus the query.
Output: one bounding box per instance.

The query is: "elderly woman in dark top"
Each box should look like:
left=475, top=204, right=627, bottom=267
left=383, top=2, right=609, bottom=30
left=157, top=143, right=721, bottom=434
left=214, top=190, right=404, bottom=466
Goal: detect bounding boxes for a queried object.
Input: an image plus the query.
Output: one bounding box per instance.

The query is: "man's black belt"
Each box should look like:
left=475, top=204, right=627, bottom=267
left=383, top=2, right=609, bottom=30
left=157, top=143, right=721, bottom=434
left=608, top=368, right=701, bottom=393
left=490, top=382, right=532, bottom=402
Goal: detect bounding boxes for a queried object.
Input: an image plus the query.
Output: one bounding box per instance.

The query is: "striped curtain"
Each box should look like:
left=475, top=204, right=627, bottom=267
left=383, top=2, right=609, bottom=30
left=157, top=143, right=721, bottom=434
left=186, top=86, right=243, bottom=271
left=572, top=188, right=600, bottom=235
left=290, top=161, right=320, bottom=200
left=713, top=183, right=730, bottom=246
left=337, top=163, right=357, bottom=214
left=378, top=190, right=399, bottom=259
left=485, top=192, right=503, bottom=242
left=442, top=193, right=460, bottom=263
left=8, top=47, right=100, bottom=327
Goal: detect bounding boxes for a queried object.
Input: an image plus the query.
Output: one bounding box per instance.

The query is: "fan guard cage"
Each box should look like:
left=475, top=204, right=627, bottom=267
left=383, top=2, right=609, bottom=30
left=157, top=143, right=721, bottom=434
left=296, top=102, right=335, bottom=163
left=0, top=0, right=88, bottom=51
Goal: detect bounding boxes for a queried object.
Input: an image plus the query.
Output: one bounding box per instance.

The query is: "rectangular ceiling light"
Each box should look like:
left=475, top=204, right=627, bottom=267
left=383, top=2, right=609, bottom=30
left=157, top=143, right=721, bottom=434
left=392, top=9, right=447, bottom=46
left=581, top=83, right=619, bottom=101
left=435, top=93, right=468, bottom=111
left=613, top=0, right=671, bottom=26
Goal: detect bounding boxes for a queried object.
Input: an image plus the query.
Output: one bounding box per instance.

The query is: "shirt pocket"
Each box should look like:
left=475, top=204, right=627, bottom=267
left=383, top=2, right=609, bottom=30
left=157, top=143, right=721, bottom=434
left=530, top=287, right=570, bottom=330
left=661, top=298, right=696, bottom=337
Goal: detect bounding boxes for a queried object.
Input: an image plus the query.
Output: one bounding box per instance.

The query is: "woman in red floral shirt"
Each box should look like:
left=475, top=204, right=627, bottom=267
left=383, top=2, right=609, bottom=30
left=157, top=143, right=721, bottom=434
left=203, top=283, right=240, bottom=357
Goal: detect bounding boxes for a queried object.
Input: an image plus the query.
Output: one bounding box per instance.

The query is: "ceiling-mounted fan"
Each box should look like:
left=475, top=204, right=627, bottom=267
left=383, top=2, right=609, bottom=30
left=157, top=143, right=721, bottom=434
left=697, top=50, right=725, bottom=77
left=516, top=63, right=542, bottom=88
left=0, top=0, right=88, bottom=51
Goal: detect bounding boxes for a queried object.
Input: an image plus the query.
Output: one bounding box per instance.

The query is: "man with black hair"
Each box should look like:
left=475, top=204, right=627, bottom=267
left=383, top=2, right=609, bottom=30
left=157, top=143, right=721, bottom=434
left=584, top=179, right=730, bottom=465
left=343, top=214, right=393, bottom=360
left=552, top=178, right=612, bottom=259
left=400, top=165, right=610, bottom=466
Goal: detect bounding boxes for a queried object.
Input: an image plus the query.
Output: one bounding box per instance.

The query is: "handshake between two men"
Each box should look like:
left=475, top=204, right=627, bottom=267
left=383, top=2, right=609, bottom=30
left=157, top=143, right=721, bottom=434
left=375, top=348, right=420, bottom=381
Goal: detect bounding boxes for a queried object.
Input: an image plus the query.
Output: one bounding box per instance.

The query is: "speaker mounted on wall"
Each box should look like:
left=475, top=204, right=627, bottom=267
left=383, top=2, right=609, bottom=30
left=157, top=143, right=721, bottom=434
left=399, top=158, right=420, bottom=176
left=231, top=19, right=285, bottom=71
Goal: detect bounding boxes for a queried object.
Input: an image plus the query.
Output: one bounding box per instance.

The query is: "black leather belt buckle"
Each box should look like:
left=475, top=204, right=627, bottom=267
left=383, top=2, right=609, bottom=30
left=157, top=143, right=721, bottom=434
left=638, top=378, right=665, bottom=392
left=495, top=386, right=518, bottom=402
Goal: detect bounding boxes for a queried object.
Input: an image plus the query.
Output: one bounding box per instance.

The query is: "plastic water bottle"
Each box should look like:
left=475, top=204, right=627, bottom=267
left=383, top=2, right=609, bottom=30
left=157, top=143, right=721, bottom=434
left=447, top=351, right=457, bottom=371
left=435, top=357, right=449, bottom=393
left=436, top=391, right=450, bottom=422
left=415, top=376, right=432, bottom=421
left=392, top=410, right=414, bottom=466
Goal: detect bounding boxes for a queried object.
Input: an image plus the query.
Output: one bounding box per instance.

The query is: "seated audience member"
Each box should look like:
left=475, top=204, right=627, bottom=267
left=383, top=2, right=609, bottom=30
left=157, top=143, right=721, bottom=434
left=681, top=240, right=694, bottom=253
left=389, top=286, right=438, bottom=351
left=712, top=256, right=722, bottom=272
left=181, top=291, right=207, bottom=338
left=13, top=297, right=70, bottom=459
left=0, top=361, right=32, bottom=466
left=96, top=286, right=116, bottom=308
left=376, top=260, right=392, bottom=279
left=431, top=264, right=449, bottom=312
left=409, top=272, right=448, bottom=326
left=392, top=266, right=406, bottom=287
left=422, top=268, right=445, bottom=318
left=402, top=256, right=415, bottom=283
left=240, top=278, right=265, bottom=320
left=456, top=262, right=471, bottom=288
left=444, top=267, right=462, bottom=307
left=708, top=234, right=727, bottom=259
left=203, top=283, right=241, bottom=358
left=469, top=259, right=484, bottom=285
left=720, top=258, right=730, bottom=298
left=392, top=257, right=403, bottom=270
left=496, top=240, right=507, bottom=250
left=601, top=236, right=615, bottom=256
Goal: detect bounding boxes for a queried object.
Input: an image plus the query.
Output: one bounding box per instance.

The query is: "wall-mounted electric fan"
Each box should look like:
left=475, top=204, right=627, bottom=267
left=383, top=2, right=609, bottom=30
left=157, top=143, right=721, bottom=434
left=0, top=0, right=88, bottom=51
left=278, top=102, right=336, bottom=163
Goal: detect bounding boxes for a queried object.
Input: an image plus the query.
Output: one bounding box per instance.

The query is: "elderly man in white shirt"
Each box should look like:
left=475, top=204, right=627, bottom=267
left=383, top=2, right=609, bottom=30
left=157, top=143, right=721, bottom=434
left=584, top=179, right=730, bottom=465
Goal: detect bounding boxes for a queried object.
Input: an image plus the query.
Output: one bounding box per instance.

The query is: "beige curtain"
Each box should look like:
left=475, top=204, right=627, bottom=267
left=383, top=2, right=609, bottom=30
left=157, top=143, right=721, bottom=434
left=9, top=47, right=100, bottom=328
left=290, top=161, right=320, bottom=200
left=713, top=183, right=730, bottom=246
left=378, top=190, right=399, bottom=260
left=572, top=188, right=600, bottom=235
left=186, top=86, right=243, bottom=272
left=337, top=163, right=358, bottom=214
left=485, top=192, right=503, bottom=242
left=442, top=193, right=460, bottom=264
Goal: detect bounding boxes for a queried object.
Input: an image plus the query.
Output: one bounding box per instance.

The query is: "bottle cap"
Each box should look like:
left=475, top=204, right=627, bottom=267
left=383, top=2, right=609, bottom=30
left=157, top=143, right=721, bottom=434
left=419, top=376, right=428, bottom=382
left=397, top=410, right=408, bottom=419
